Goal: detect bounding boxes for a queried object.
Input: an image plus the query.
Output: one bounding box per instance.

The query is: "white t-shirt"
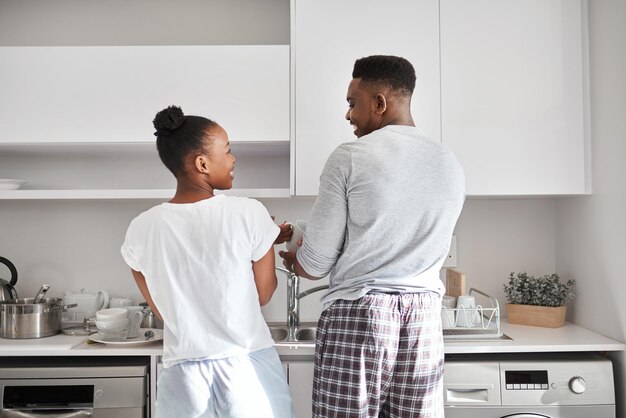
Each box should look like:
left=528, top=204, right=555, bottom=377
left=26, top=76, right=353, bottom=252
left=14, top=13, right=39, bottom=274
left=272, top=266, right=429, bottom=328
left=121, top=195, right=279, bottom=368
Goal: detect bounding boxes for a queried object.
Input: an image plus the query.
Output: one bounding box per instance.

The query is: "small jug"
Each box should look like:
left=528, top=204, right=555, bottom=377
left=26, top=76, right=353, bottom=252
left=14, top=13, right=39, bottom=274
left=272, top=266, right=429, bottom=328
left=63, top=288, right=110, bottom=320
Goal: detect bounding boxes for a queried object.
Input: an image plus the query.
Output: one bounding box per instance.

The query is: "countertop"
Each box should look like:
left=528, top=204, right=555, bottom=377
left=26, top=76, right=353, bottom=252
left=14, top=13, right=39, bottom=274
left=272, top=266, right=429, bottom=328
left=0, top=322, right=623, bottom=358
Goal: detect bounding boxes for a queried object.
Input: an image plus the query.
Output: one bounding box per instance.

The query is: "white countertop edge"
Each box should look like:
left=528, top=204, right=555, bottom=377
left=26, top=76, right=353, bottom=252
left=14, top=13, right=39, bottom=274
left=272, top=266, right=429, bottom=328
left=0, top=322, right=623, bottom=357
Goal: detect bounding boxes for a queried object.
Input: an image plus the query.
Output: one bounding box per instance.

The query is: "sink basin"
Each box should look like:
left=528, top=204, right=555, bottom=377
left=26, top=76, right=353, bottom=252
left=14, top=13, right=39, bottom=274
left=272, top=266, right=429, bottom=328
left=269, top=326, right=288, bottom=342
left=266, top=324, right=317, bottom=344
left=294, top=327, right=316, bottom=341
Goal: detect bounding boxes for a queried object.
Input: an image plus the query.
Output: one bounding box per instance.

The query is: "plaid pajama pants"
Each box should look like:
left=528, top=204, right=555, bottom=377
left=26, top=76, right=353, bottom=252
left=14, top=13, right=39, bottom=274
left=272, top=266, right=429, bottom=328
left=312, top=292, right=444, bottom=418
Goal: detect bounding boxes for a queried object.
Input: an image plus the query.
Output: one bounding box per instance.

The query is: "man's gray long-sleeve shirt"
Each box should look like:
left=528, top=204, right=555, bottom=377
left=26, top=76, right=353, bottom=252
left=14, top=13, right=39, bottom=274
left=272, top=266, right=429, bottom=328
left=297, top=125, right=465, bottom=307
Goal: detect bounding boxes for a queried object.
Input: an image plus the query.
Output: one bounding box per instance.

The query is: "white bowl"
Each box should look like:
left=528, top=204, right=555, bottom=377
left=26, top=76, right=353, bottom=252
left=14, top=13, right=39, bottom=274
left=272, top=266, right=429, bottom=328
left=0, top=179, right=26, bottom=190
left=96, top=318, right=129, bottom=331
left=96, top=308, right=128, bottom=321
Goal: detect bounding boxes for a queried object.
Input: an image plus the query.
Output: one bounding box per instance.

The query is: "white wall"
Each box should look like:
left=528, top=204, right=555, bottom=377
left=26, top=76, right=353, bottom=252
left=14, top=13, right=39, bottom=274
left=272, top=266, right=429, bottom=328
left=0, top=198, right=557, bottom=324
left=555, top=0, right=626, bottom=413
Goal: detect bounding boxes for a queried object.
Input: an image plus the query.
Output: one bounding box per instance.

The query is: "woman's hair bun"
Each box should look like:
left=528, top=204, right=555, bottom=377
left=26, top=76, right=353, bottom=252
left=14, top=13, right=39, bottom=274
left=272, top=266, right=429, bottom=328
left=153, top=105, right=185, bottom=136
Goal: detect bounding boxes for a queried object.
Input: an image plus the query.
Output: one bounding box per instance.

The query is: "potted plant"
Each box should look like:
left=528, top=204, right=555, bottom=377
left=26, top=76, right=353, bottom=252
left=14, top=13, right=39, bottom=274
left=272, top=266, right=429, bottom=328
left=503, top=272, right=576, bottom=328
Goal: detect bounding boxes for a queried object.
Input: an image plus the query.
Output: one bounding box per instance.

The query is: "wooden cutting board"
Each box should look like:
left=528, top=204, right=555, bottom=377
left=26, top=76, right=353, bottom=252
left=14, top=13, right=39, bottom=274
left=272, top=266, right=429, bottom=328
left=445, top=269, right=466, bottom=299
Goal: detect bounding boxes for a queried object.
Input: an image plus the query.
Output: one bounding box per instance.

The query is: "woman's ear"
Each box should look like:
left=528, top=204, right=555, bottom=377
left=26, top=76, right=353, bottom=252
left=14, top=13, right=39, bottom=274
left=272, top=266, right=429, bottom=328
left=195, top=155, right=210, bottom=174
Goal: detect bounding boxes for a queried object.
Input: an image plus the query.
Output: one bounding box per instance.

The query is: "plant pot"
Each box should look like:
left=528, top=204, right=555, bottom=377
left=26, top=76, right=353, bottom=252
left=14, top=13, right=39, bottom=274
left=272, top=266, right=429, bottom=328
left=505, top=304, right=567, bottom=328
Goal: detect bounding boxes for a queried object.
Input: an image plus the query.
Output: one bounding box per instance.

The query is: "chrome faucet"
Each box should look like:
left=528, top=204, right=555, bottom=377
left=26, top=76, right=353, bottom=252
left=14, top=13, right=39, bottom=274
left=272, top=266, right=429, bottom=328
left=276, top=266, right=329, bottom=340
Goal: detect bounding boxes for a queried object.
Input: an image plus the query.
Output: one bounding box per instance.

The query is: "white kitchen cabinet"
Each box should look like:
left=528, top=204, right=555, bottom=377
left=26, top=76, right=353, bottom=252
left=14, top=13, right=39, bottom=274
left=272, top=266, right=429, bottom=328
left=0, top=46, right=291, bottom=199
left=292, top=0, right=441, bottom=196
left=0, top=46, right=289, bottom=144
left=440, top=0, right=590, bottom=195
left=288, top=361, right=315, bottom=418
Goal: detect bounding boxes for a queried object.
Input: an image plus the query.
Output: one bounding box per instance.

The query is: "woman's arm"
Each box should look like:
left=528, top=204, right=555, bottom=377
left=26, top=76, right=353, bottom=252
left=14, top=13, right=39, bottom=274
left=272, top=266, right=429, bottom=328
left=252, top=246, right=278, bottom=306
left=131, top=269, right=163, bottom=321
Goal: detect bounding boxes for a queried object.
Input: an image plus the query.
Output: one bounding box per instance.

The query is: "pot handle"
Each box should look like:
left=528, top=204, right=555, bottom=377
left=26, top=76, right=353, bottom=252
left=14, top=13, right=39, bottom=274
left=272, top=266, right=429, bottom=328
left=0, top=256, right=18, bottom=287
left=44, top=303, right=78, bottom=313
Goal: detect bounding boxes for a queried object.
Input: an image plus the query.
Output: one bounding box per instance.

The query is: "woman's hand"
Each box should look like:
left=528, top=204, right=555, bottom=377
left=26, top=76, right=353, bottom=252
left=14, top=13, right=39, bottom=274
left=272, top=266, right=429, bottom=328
left=272, top=216, right=293, bottom=245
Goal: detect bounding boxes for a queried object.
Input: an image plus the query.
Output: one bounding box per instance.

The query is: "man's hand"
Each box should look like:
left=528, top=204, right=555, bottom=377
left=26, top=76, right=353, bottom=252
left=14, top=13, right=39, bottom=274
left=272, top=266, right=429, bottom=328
left=278, top=249, right=297, bottom=273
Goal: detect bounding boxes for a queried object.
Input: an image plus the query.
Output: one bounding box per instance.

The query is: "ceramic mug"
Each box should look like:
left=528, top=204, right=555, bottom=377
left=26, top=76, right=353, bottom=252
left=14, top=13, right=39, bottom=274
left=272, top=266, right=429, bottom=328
left=125, top=310, right=144, bottom=339
left=455, top=295, right=481, bottom=328
left=109, top=297, right=132, bottom=308
left=96, top=308, right=129, bottom=322
left=441, top=296, right=456, bottom=329
left=286, top=219, right=307, bottom=253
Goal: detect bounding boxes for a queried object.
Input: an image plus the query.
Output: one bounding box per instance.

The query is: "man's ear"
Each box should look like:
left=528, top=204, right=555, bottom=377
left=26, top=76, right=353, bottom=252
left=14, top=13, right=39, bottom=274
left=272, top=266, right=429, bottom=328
left=195, top=155, right=210, bottom=174
left=375, top=93, right=387, bottom=114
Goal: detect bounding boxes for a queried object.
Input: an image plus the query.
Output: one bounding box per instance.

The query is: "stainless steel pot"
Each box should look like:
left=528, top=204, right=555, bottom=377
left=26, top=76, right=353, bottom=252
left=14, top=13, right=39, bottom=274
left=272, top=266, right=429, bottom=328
left=0, top=297, right=77, bottom=339
left=139, top=302, right=163, bottom=329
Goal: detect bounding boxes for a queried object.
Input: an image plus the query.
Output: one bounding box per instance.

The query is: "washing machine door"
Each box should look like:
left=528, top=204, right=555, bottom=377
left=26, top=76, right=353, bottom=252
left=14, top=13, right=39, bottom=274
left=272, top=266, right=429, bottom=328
left=444, top=405, right=615, bottom=418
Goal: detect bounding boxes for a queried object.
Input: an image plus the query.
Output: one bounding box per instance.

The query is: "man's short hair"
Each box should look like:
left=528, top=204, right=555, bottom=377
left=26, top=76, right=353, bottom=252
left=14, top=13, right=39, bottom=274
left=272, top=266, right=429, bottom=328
left=352, top=55, right=416, bottom=97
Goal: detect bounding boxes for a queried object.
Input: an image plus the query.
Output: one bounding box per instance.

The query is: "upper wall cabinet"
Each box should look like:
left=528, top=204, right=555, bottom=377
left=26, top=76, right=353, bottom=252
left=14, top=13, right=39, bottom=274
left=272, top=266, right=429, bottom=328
left=440, top=0, right=590, bottom=195
left=292, top=0, right=441, bottom=196
left=0, top=46, right=289, bottom=143
left=0, top=46, right=291, bottom=199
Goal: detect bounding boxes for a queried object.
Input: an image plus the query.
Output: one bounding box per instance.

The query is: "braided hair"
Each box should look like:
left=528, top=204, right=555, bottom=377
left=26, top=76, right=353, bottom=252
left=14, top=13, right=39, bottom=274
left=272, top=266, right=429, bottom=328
left=153, top=106, right=216, bottom=177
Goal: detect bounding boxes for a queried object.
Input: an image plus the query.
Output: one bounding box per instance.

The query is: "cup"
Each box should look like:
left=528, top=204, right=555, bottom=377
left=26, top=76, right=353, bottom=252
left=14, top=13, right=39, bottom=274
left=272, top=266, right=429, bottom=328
left=126, top=310, right=144, bottom=339
left=96, top=316, right=129, bottom=341
left=441, top=296, right=456, bottom=329
left=109, top=297, right=132, bottom=308
left=286, top=219, right=307, bottom=253
left=456, top=295, right=480, bottom=328
left=96, top=308, right=129, bottom=322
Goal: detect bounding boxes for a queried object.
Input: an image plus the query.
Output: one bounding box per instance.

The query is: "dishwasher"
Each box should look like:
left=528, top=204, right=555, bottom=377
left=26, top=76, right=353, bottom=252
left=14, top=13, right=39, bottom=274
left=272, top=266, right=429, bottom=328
left=444, top=353, right=615, bottom=417
left=0, top=356, right=149, bottom=418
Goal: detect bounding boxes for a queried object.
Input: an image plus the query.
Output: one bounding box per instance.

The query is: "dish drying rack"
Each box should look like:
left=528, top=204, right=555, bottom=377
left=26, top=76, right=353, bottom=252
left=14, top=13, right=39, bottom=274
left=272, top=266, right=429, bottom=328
left=443, top=288, right=502, bottom=339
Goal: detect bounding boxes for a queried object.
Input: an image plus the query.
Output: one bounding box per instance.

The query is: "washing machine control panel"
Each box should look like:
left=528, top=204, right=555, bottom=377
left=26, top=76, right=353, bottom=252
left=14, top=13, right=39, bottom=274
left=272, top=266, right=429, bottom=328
left=505, top=370, right=549, bottom=390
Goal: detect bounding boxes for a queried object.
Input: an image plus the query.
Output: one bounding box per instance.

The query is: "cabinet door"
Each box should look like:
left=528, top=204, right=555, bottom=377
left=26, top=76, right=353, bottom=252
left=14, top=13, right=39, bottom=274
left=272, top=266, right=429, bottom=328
left=440, top=0, right=589, bottom=195
left=288, top=362, right=314, bottom=418
left=0, top=46, right=289, bottom=143
left=293, top=0, right=440, bottom=195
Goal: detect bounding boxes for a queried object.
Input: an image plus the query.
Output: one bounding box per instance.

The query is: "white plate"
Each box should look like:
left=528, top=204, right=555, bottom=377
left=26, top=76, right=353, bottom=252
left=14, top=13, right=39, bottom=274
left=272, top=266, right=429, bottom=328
left=88, top=328, right=163, bottom=345
left=0, top=179, right=26, bottom=190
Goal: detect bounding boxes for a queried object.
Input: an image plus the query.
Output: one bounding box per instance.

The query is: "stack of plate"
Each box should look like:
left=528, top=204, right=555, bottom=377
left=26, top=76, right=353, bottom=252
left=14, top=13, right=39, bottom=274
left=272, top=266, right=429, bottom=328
left=0, top=179, right=26, bottom=190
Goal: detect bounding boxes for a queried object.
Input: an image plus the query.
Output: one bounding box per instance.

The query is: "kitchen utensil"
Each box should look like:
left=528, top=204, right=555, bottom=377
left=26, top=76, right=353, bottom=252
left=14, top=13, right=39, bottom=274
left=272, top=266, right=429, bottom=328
left=96, top=318, right=129, bottom=331
left=88, top=328, right=163, bottom=345
left=126, top=311, right=143, bottom=338
left=0, top=297, right=77, bottom=339
left=441, top=296, right=457, bottom=329
left=95, top=308, right=128, bottom=322
left=109, top=297, right=132, bottom=308
left=0, top=257, right=18, bottom=302
left=445, top=269, right=466, bottom=300
left=456, top=295, right=481, bottom=328
left=0, top=179, right=26, bottom=190
left=286, top=219, right=307, bottom=253
left=33, top=284, right=50, bottom=304
left=138, top=302, right=164, bottom=329
left=63, top=288, right=110, bottom=320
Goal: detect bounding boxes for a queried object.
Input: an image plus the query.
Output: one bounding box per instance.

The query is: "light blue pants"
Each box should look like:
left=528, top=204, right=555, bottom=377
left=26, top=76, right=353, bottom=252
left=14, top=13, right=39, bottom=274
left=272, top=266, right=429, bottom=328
left=156, top=347, right=294, bottom=418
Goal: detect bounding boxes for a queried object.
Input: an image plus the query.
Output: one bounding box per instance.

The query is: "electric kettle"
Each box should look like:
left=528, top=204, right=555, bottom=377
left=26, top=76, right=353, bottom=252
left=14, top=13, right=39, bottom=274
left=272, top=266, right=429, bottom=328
left=0, top=256, right=18, bottom=301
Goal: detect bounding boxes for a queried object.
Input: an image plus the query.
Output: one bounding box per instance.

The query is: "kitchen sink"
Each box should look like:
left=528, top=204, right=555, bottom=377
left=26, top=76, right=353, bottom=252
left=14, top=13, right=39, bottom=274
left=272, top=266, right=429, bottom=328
left=269, top=326, right=288, bottom=342
left=267, top=324, right=316, bottom=344
left=294, top=327, right=316, bottom=341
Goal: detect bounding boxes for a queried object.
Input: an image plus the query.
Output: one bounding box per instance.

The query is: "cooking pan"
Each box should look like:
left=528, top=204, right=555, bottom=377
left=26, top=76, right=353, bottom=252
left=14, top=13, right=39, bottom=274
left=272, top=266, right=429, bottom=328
left=0, top=297, right=77, bottom=339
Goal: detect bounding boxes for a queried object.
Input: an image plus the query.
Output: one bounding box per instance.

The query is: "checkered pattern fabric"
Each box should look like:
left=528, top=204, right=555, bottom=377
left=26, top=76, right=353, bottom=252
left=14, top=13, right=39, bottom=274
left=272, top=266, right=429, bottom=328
left=312, top=292, right=444, bottom=418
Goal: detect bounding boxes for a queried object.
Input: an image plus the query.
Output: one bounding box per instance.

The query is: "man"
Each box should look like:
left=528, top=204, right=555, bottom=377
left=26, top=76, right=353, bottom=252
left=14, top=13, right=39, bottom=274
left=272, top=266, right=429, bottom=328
left=280, top=55, right=465, bottom=417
